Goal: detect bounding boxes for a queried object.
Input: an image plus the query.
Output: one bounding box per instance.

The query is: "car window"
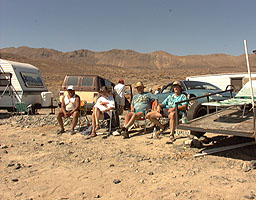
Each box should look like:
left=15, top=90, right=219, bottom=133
left=66, top=76, right=79, bottom=86
left=162, top=85, right=174, bottom=93
left=99, top=78, right=105, bottom=88
left=161, top=82, right=185, bottom=93
left=184, top=81, right=220, bottom=90
left=104, top=79, right=113, bottom=87
left=81, top=77, right=94, bottom=86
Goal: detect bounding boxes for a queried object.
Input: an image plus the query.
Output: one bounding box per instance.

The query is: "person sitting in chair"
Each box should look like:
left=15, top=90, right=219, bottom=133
left=57, top=85, right=80, bottom=135
left=121, top=81, right=156, bottom=139
left=146, top=81, right=187, bottom=142
left=89, top=86, right=115, bottom=138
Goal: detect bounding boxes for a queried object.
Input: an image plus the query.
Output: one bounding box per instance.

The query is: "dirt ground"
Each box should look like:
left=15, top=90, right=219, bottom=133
left=1, top=111, right=256, bottom=200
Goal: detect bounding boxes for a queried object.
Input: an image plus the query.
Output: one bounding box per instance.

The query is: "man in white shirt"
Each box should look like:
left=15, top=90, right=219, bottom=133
left=57, top=85, right=80, bottom=135
left=114, top=79, right=125, bottom=114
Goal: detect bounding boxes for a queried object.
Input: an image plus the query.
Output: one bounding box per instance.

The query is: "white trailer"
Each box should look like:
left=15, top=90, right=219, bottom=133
left=186, top=73, right=256, bottom=92
left=0, top=59, right=53, bottom=112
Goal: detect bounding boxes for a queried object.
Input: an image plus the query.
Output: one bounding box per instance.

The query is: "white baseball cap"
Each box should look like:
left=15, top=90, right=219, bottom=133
left=67, top=85, right=75, bottom=91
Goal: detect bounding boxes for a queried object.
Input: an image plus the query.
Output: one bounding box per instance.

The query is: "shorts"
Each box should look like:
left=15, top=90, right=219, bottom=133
left=161, top=108, right=169, bottom=117
left=161, top=108, right=183, bottom=118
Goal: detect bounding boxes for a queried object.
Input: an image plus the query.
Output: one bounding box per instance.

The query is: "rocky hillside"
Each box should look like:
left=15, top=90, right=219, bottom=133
left=1, top=46, right=256, bottom=98
left=1, top=46, right=255, bottom=70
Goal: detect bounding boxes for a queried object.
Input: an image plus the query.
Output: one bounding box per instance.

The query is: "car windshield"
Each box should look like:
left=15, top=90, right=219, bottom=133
left=184, top=81, right=221, bottom=90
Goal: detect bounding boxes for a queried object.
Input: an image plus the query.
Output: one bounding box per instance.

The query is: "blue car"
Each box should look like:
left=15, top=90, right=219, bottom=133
left=155, top=80, right=234, bottom=119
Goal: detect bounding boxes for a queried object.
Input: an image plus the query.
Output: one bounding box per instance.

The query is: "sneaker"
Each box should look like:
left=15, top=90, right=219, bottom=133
left=127, top=124, right=134, bottom=131
left=121, top=128, right=130, bottom=139
left=112, top=130, right=121, bottom=136
left=57, top=129, right=65, bottom=135
left=70, top=129, right=76, bottom=135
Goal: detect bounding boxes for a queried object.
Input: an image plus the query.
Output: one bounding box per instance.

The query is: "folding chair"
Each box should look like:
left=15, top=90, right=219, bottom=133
left=15, top=102, right=28, bottom=114
left=78, top=100, right=90, bottom=131
left=202, top=80, right=256, bottom=118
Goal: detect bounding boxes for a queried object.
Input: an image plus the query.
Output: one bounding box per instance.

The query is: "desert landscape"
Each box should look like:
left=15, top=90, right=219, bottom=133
left=1, top=47, right=256, bottom=200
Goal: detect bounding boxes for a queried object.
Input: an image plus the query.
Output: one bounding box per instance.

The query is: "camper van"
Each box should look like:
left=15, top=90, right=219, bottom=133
left=0, top=59, right=52, bottom=112
left=186, top=73, right=256, bottom=92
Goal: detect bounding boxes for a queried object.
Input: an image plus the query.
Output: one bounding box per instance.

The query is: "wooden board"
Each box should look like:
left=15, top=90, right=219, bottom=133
left=178, top=108, right=255, bottom=138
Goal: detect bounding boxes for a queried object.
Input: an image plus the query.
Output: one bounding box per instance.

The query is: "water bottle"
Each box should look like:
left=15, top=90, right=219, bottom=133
left=152, top=126, right=157, bottom=138
left=181, top=113, right=187, bottom=124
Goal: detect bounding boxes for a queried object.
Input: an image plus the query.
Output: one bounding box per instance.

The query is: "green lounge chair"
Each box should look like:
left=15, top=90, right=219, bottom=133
left=202, top=80, right=256, bottom=117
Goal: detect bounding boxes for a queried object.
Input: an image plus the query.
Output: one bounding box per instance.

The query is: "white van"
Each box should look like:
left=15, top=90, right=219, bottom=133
left=0, top=59, right=52, bottom=112
left=186, top=73, right=256, bottom=92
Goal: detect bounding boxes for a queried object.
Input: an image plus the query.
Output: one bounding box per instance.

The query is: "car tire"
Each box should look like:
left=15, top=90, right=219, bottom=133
left=187, top=100, right=207, bottom=137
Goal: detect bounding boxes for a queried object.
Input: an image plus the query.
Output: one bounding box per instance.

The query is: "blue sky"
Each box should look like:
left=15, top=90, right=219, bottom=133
left=0, top=0, right=255, bottom=56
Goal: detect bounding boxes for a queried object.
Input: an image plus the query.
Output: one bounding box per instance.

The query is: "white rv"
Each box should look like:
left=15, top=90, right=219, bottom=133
left=186, top=73, right=256, bottom=92
left=0, top=59, right=52, bottom=112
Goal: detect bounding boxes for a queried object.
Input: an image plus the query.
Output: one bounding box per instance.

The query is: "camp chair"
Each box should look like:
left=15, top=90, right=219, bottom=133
left=15, top=102, right=28, bottom=114
left=78, top=100, right=90, bottom=131
left=202, top=80, right=256, bottom=117
left=95, top=109, right=119, bottom=135
left=132, top=100, right=158, bottom=133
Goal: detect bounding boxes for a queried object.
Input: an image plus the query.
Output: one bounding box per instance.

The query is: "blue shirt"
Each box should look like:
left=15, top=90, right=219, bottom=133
left=162, top=93, right=187, bottom=109
left=131, top=92, right=156, bottom=112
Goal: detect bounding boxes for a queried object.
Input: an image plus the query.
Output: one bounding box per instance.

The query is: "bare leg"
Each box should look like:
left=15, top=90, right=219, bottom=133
left=91, top=111, right=97, bottom=136
left=71, top=111, right=80, bottom=131
left=169, top=111, right=176, bottom=135
left=57, top=111, right=65, bottom=131
left=91, top=107, right=104, bottom=136
left=125, top=112, right=144, bottom=128
left=124, top=112, right=134, bottom=127
left=95, top=107, right=101, bottom=128
left=146, top=111, right=164, bottom=129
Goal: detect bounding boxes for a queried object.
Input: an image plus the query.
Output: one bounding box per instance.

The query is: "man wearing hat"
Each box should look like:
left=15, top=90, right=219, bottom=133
left=114, top=79, right=125, bottom=114
left=146, top=81, right=187, bottom=142
left=57, top=85, right=80, bottom=135
left=89, top=86, right=115, bottom=137
left=121, top=81, right=156, bottom=138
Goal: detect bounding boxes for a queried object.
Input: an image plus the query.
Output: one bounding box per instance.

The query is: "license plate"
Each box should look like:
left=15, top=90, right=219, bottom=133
left=176, top=129, right=191, bottom=135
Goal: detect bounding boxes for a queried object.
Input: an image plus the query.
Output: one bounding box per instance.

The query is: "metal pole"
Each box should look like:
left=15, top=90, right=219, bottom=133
left=244, top=40, right=255, bottom=107
left=244, top=40, right=256, bottom=139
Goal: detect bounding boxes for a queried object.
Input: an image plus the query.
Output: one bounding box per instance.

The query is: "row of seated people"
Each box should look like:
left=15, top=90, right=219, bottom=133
left=57, top=81, right=188, bottom=143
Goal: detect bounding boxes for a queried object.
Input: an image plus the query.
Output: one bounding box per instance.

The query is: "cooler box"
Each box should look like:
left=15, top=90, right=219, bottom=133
left=41, top=92, right=53, bottom=107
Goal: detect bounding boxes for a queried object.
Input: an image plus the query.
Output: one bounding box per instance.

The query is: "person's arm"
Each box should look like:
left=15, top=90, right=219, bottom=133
left=130, top=105, right=135, bottom=112
left=102, top=98, right=115, bottom=112
left=70, top=96, right=80, bottom=115
left=157, top=104, right=163, bottom=113
left=130, top=95, right=135, bottom=112
left=178, top=104, right=187, bottom=111
left=61, top=96, right=67, bottom=116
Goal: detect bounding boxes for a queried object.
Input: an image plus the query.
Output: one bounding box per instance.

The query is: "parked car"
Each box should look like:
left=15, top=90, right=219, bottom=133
left=155, top=80, right=234, bottom=120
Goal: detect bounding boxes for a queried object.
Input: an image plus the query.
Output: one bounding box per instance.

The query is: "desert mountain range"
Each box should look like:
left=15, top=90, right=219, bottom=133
left=1, top=46, right=256, bottom=69
left=0, top=46, right=256, bottom=96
